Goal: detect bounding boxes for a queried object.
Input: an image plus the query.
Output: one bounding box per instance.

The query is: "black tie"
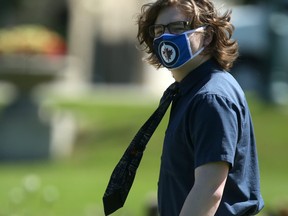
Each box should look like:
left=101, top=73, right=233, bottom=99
left=102, top=82, right=179, bottom=215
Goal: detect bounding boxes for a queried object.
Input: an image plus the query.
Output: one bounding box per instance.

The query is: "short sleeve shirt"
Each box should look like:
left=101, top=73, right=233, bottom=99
left=157, top=59, right=264, bottom=216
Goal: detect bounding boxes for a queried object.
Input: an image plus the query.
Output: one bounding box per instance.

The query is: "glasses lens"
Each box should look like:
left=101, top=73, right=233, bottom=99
left=149, top=25, right=164, bottom=38
left=149, top=21, right=191, bottom=38
left=169, top=21, right=191, bottom=34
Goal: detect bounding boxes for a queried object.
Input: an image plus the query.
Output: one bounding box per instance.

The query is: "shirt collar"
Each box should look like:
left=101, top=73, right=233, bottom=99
left=177, top=58, right=222, bottom=96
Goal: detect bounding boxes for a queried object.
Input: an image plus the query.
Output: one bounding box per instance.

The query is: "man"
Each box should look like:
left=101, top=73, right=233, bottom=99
left=137, top=0, right=264, bottom=215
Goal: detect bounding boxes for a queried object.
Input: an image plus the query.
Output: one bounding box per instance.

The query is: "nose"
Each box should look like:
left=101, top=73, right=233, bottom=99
left=163, top=26, right=170, bottom=34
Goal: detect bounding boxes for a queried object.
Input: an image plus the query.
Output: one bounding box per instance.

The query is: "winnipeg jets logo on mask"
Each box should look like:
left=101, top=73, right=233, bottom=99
left=153, top=27, right=206, bottom=69
left=159, top=41, right=179, bottom=67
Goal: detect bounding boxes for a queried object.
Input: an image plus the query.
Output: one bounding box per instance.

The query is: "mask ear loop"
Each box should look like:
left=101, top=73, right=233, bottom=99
left=185, top=26, right=207, bottom=56
left=170, top=26, right=207, bottom=70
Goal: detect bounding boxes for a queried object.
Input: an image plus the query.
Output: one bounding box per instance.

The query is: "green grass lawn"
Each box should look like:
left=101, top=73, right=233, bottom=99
left=0, top=94, right=287, bottom=216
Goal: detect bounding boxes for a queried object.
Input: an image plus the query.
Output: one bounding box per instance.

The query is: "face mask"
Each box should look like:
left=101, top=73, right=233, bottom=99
left=153, top=26, right=206, bottom=69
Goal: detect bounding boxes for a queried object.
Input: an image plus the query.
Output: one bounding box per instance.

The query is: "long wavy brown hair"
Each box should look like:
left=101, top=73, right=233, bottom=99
left=137, top=0, right=239, bottom=71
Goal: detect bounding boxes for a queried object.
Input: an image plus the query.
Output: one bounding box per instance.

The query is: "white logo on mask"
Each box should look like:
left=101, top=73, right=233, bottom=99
left=159, top=41, right=179, bottom=65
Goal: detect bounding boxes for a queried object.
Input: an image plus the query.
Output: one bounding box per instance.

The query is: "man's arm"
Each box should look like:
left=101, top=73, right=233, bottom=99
left=179, top=162, right=229, bottom=216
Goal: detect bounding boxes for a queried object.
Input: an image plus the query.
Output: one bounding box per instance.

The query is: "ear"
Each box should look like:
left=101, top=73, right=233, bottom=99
left=203, top=26, right=213, bottom=46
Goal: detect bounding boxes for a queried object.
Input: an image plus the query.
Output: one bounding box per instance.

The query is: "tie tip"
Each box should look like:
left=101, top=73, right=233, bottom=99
left=103, top=192, right=124, bottom=215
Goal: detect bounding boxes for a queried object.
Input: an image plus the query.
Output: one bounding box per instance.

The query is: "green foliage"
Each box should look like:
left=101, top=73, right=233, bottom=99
left=0, top=95, right=287, bottom=215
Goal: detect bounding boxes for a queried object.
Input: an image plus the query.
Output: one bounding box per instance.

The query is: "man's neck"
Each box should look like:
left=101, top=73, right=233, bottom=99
left=171, top=55, right=211, bottom=82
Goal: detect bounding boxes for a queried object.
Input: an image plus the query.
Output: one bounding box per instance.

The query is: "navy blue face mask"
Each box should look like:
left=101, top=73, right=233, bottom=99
left=153, top=26, right=206, bottom=69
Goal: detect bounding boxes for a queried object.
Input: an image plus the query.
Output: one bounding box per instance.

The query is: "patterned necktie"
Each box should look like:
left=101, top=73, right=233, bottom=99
left=103, top=82, right=179, bottom=215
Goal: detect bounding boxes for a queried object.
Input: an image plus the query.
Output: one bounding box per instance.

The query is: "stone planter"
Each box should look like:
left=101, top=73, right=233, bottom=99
left=0, top=54, right=65, bottom=161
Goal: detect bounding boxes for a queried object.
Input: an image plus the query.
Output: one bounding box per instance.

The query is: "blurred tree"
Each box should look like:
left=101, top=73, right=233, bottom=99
left=266, top=0, right=288, bottom=103
left=236, top=0, right=288, bottom=4
left=240, top=0, right=260, bottom=4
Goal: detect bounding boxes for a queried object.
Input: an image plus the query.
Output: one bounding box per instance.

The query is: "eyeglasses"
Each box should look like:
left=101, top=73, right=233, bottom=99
left=149, top=21, right=192, bottom=38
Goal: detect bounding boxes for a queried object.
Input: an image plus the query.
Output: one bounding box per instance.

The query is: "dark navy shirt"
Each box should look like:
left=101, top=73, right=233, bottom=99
left=158, top=59, right=264, bottom=216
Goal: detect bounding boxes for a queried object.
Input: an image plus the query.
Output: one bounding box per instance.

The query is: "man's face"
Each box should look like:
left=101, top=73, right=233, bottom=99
left=154, top=6, right=205, bottom=54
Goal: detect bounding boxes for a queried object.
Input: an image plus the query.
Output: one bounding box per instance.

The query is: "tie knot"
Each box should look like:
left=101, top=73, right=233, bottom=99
left=166, top=82, right=180, bottom=98
left=160, top=82, right=179, bottom=105
left=169, top=82, right=179, bottom=95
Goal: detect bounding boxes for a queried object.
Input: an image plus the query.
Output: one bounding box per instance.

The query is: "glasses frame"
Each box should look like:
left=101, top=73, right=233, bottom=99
left=149, top=21, right=192, bottom=38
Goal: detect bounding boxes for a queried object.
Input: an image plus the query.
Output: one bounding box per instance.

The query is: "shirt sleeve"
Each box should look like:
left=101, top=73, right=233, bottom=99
left=188, top=93, right=241, bottom=169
